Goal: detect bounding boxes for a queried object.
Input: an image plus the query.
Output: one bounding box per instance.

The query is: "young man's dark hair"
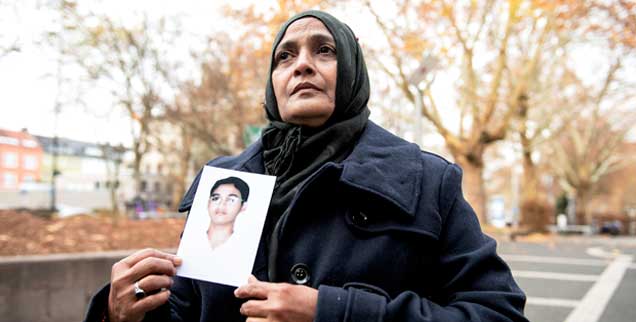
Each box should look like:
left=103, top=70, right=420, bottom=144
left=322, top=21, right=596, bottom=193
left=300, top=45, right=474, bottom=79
left=209, top=176, right=250, bottom=202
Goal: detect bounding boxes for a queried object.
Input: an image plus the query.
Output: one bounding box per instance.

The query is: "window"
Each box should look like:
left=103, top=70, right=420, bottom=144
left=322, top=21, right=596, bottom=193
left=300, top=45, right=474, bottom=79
left=23, top=155, right=38, bottom=170
left=154, top=181, right=161, bottom=192
left=141, top=180, right=148, bottom=192
left=23, top=175, right=34, bottom=182
left=21, top=139, right=38, bottom=148
left=3, top=172, right=17, bottom=188
left=84, top=147, right=102, bottom=157
left=3, top=152, right=18, bottom=168
left=0, top=136, right=19, bottom=146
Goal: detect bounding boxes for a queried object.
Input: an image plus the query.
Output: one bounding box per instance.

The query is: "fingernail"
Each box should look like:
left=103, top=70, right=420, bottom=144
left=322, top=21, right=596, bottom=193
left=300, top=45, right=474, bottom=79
left=174, top=256, right=183, bottom=265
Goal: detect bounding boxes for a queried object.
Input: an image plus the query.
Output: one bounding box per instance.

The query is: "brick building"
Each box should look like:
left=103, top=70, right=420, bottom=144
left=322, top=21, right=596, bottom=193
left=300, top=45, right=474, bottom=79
left=0, top=129, right=43, bottom=189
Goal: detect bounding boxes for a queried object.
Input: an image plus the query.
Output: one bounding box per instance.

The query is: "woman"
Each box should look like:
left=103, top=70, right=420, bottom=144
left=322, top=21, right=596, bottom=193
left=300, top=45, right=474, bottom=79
left=85, top=10, right=528, bottom=322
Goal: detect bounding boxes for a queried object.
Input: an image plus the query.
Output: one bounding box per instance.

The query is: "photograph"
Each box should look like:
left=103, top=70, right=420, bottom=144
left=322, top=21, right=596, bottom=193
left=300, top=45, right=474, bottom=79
left=176, top=166, right=275, bottom=287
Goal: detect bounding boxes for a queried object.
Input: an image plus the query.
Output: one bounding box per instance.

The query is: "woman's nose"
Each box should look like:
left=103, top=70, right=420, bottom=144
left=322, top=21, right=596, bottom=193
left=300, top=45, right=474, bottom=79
left=293, top=49, right=315, bottom=76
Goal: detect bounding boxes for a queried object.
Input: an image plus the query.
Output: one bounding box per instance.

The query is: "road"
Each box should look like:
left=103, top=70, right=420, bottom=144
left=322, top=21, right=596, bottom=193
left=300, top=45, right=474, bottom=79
left=497, top=236, right=636, bottom=322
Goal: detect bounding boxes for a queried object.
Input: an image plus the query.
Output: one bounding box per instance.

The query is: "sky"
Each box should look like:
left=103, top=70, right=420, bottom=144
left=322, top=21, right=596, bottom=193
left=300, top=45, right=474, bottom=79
left=0, top=0, right=238, bottom=145
left=0, top=0, right=459, bottom=150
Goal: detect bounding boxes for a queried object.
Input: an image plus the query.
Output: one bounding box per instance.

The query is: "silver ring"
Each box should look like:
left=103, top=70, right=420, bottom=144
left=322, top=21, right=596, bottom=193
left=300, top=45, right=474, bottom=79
left=134, top=281, right=146, bottom=299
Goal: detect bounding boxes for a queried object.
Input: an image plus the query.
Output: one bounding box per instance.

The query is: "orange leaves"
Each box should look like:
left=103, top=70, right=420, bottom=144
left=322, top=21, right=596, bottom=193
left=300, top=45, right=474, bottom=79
left=402, top=31, right=430, bottom=58
left=441, top=2, right=454, bottom=19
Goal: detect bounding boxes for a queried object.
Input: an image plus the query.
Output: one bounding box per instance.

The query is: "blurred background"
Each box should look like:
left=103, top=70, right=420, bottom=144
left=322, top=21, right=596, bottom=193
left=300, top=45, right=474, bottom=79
left=0, top=1, right=635, bottom=321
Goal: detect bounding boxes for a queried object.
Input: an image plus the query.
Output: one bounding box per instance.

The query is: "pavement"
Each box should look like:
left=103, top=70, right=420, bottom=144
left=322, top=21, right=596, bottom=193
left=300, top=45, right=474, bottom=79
left=496, top=234, right=636, bottom=322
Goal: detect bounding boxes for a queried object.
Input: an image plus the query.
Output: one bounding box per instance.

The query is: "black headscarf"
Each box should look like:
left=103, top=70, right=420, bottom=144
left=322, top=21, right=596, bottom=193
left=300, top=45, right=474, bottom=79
left=262, top=10, right=371, bottom=221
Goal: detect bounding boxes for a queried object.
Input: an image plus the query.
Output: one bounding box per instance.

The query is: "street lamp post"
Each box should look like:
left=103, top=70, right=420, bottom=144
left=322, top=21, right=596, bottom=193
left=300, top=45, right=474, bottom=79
left=408, top=55, right=439, bottom=147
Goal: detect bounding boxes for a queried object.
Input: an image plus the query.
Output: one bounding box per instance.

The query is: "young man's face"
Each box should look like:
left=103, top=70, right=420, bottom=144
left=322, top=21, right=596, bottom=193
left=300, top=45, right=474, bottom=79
left=208, top=184, right=245, bottom=226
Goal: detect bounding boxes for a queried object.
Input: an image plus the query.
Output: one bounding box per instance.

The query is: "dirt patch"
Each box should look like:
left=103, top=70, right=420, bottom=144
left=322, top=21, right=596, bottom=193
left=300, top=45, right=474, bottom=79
left=0, top=210, right=185, bottom=256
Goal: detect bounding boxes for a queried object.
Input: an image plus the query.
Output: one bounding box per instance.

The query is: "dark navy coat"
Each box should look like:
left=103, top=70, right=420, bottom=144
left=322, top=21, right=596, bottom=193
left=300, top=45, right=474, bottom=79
left=84, top=121, right=527, bottom=322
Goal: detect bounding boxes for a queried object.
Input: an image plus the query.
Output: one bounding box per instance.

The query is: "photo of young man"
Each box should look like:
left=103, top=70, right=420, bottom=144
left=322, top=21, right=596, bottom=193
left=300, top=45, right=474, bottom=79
left=206, top=176, right=249, bottom=250
left=175, top=166, right=275, bottom=287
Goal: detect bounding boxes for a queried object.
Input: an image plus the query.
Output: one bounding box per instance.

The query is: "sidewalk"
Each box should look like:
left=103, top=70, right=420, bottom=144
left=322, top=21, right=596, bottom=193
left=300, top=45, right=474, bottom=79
left=484, top=227, right=636, bottom=249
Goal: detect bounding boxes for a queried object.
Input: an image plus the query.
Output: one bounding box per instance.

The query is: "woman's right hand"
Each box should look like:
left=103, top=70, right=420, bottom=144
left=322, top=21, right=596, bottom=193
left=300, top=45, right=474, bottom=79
left=108, top=248, right=182, bottom=322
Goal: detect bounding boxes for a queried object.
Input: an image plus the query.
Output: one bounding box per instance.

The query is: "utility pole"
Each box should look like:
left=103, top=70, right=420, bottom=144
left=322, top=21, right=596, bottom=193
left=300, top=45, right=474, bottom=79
left=408, top=55, right=439, bottom=147
left=50, top=108, right=60, bottom=212
left=50, top=0, right=64, bottom=212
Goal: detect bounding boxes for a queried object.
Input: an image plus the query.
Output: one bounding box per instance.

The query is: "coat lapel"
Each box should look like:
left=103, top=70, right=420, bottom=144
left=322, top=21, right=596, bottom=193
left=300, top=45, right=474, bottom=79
left=340, top=122, right=423, bottom=218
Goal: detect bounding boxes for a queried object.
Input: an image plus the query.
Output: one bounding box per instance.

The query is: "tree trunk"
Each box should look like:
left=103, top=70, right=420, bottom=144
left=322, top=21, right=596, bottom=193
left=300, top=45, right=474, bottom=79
left=575, top=189, right=591, bottom=225
left=455, top=156, right=487, bottom=224
left=133, top=146, right=142, bottom=197
left=171, top=128, right=193, bottom=210
left=519, top=149, right=551, bottom=232
left=109, top=161, right=121, bottom=217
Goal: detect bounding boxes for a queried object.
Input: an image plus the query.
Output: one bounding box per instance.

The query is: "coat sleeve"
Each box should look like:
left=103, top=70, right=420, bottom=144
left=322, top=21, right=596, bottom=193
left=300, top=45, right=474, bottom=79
left=157, top=276, right=201, bottom=321
left=81, top=279, right=198, bottom=322
left=314, top=164, right=528, bottom=322
left=82, top=283, right=110, bottom=322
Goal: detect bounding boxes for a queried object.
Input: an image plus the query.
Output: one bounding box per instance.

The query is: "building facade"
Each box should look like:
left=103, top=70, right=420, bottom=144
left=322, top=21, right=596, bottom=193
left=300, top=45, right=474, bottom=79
left=0, top=129, right=43, bottom=189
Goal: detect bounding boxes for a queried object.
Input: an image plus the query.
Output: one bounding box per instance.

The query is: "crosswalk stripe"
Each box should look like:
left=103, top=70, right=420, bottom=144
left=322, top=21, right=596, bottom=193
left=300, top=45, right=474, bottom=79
left=513, top=270, right=598, bottom=282
left=564, top=255, right=633, bottom=322
left=501, top=254, right=608, bottom=266
left=526, top=297, right=580, bottom=308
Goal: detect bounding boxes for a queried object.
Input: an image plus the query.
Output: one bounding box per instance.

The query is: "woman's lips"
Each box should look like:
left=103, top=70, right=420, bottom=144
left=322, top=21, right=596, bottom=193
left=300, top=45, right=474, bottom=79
left=292, top=82, right=320, bottom=95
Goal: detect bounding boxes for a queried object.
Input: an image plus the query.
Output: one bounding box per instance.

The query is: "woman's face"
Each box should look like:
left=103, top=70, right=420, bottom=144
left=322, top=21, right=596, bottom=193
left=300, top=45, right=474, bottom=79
left=272, top=17, right=337, bottom=127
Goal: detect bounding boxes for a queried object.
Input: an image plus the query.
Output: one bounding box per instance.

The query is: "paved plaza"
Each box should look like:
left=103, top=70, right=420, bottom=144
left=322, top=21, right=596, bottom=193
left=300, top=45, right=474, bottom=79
left=497, top=236, right=636, bottom=322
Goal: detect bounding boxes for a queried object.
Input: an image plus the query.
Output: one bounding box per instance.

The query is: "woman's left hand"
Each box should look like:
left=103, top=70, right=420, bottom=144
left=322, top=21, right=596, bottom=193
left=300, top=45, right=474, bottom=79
left=234, top=275, right=318, bottom=322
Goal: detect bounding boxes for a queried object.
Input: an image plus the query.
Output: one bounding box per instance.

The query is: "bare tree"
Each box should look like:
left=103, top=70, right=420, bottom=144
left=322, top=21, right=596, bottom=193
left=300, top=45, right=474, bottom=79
left=0, top=0, right=21, bottom=58
left=508, top=3, right=584, bottom=231
left=154, top=33, right=269, bottom=209
left=99, top=143, right=126, bottom=216
left=365, top=0, right=563, bottom=223
left=59, top=3, right=183, bottom=197
left=153, top=1, right=333, bottom=208
left=513, top=0, right=636, bottom=229
left=551, top=58, right=636, bottom=225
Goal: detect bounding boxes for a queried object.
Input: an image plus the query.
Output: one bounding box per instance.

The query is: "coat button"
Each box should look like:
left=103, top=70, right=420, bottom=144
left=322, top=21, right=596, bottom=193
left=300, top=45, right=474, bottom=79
left=351, top=211, right=369, bottom=226
left=290, top=263, right=310, bottom=285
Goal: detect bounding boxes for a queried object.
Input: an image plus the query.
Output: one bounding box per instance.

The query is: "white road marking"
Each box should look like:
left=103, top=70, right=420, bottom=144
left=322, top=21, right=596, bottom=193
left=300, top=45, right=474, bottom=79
left=564, top=255, right=633, bottom=322
left=586, top=246, right=621, bottom=259
left=513, top=270, right=598, bottom=282
left=501, top=254, right=608, bottom=266
left=526, top=297, right=580, bottom=308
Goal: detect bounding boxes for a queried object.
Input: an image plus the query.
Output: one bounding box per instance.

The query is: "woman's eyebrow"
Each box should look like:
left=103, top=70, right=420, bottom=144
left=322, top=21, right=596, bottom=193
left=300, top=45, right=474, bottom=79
left=308, top=33, right=335, bottom=45
left=275, top=32, right=335, bottom=54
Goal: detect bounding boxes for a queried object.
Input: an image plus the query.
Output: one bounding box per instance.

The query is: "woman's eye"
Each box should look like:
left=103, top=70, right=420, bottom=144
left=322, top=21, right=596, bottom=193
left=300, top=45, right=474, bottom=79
left=277, top=52, right=290, bottom=61
left=319, top=46, right=335, bottom=54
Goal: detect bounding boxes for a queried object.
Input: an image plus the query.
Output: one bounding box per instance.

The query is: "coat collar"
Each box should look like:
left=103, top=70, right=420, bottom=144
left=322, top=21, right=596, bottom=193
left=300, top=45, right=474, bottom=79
left=339, top=121, right=423, bottom=218
left=177, top=141, right=264, bottom=212
left=179, top=121, right=423, bottom=217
